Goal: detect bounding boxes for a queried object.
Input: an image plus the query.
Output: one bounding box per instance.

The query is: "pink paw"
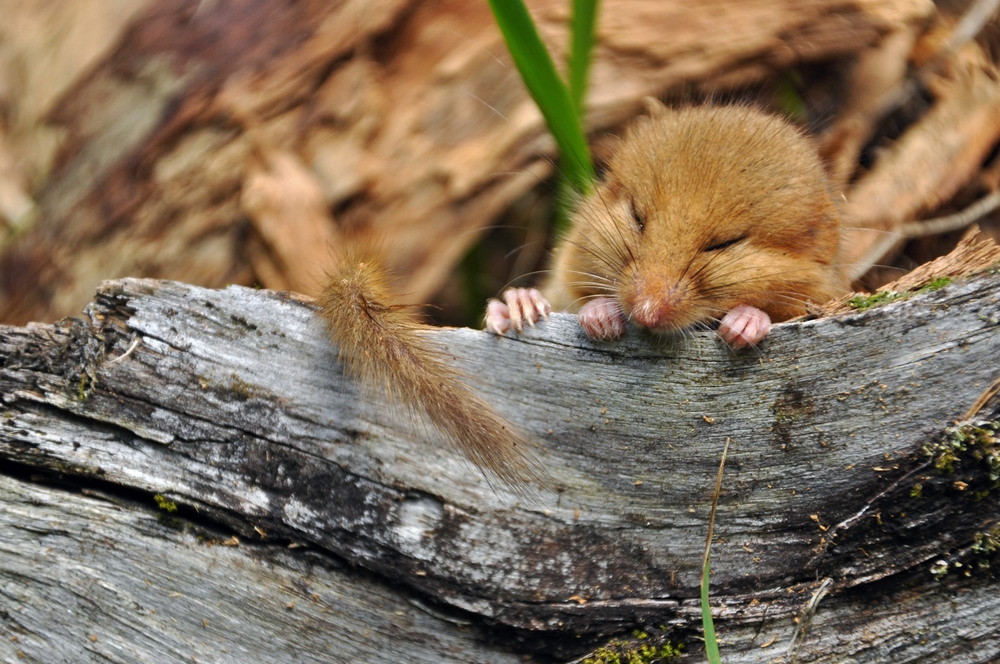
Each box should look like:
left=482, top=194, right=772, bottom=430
left=717, top=305, right=771, bottom=348
left=578, top=297, right=628, bottom=340
left=485, top=287, right=552, bottom=335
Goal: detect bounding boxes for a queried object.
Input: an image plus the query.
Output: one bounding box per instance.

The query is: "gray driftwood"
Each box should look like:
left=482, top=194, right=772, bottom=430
left=2, top=274, right=1000, bottom=663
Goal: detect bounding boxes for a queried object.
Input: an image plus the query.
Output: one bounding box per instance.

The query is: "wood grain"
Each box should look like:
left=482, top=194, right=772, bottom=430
left=3, top=264, right=999, bottom=661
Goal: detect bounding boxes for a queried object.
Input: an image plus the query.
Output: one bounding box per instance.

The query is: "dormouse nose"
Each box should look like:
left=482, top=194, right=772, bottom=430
left=629, top=276, right=686, bottom=331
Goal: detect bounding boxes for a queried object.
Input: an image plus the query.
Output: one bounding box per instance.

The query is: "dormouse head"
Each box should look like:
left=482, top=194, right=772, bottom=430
left=571, top=105, right=842, bottom=332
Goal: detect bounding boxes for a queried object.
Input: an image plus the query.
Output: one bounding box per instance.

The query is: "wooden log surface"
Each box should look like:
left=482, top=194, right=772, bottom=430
left=1, top=475, right=522, bottom=664
left=3, top=260, right=1000, bottom=661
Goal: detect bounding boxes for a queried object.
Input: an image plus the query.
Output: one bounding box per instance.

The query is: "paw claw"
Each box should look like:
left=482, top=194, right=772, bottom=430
left=485, top=288, right=552, bottom=335
left=578, top=297, right=627, bottom=340
left=484, top=298, right=511, bottom=335
left=718, top=305, right=771, bottom=348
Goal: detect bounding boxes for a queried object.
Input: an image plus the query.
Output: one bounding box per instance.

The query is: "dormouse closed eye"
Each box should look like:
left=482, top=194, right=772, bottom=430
left=628, top=198, right=646, bottom=232
left=705, top=235, right=747, bottom=252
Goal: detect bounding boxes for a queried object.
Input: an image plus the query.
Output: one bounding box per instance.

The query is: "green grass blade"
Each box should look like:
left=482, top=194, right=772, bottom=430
left=487, top=0, right=595, bottom=193
left=568, top=0, right=599, bottom=114
left=551, top=0, right=600, bottom=232
left=701, top=553, right=721, bottom=664
left=701, top=437, right=730, bottom=664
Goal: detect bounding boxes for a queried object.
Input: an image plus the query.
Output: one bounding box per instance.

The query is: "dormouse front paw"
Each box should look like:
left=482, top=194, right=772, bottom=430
left=485, top=288, right=552, bottom=335
left=717, top=304, right=772, bottom=348
left=577, top=297, right=628, bottom=340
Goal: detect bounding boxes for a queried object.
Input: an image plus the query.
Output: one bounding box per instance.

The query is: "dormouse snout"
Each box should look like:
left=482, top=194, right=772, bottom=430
left=628, top=276, right=688, bottom=331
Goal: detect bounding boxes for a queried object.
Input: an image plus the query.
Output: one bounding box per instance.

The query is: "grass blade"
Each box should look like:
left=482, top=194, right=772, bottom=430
left=568, top=0, right=599, bottom=114
left=701, top=437, right=730, bottom=664
left=487, top=0, right=595, bottom=193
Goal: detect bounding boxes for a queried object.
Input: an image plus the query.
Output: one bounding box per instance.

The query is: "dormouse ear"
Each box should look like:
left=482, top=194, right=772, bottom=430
left=640, top=96, right=668, bottom=117
left=595, top=97, right=665, bottom=166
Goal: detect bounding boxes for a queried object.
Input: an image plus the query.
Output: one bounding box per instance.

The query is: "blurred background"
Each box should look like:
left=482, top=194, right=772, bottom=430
left=0, top=0, right=998, bottom=328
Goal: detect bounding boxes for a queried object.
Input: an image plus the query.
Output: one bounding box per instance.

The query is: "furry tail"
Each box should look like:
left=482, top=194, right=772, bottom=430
left=318, top=251, right=546, bottom=492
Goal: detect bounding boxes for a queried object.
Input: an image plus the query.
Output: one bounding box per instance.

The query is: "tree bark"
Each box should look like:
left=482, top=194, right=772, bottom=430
left=3, top=240, right=1000, bottom=662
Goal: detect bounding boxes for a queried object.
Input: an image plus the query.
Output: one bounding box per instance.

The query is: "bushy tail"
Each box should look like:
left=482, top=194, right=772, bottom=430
left=319, top=251, right=546, bottom=492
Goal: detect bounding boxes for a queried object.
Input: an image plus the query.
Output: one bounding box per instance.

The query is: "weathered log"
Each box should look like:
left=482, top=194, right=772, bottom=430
left=3, top=249, right=1000, bottom=661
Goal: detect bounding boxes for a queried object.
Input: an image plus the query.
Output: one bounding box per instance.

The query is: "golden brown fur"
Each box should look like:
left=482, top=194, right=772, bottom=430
left=319, top=251, right=544, bottom=492
left=547, top=105, right=846, bottom=331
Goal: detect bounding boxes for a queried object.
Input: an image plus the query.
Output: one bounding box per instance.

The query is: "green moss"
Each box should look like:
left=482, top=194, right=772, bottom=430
left=923, top=421, right=1000, bottom=481
left=972, top=526, right=1000, bottom=556
left=930, top=525, right=1000, bottom=579
left=849, top=276, right=953, bottom=312
left=933, top=448, right=961, bottom=475
left=76, top=368, right=98, bottom=401
left=971, top=524, right=1000, bottom=573
left=153, top=494, right=184, bottom=531
left=930, top=559, right=951, bottom=579
left=849, top=290, right=904, bottom=311
left=923, top=423, right=1000, bottom=580
left=582, top=628, right=683, bottom=664
left=154, top=494, right=178, bottom=513
left=917, top=276, right=952, bottom=293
